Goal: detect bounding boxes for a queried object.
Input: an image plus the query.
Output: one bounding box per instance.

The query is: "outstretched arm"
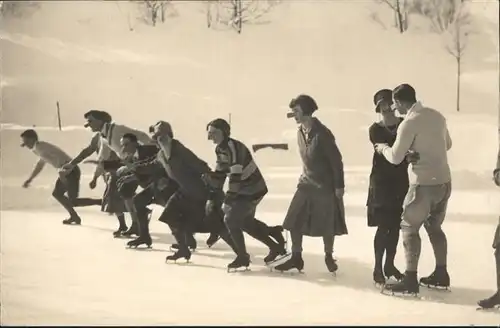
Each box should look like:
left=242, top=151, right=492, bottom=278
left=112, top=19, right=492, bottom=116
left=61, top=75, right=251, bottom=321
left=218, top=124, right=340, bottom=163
left=24, top=159, right=45, bottom=186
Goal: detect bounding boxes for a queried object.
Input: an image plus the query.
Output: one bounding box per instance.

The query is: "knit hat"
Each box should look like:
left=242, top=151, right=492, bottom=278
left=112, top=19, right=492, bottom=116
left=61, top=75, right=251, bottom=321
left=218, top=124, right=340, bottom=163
left=207, top=118, right=231, bottom=138
left=288, top=94, right=318, bottom=116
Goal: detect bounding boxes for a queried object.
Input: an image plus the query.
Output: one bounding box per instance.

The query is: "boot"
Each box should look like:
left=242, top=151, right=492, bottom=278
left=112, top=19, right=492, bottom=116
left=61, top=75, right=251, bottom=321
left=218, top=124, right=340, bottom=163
left=166, top=246, right=192, bottom=262
left=269, top=226, right=286, bottom=249
left=274, top=252, right=304, bottom=272
left=206, top=233, right=221, bottom=248
left=325, top=252, right=338, bottom=273
left=383, top=271, right=420, bottom=294
left=62, top=216, right=81, bottom=225
left=264, top=244, right=287, bottom=264
left=227, top=253, right=251, bottom=271
left=122, top=220, right=139, bottom=237
left=113, top=225, right=128, bottom=238
left=127, top=217, right=152, bottom=248
left=477, top=292, right=500, bottom=309
left=419, top=266, right=450, bottom=289
left=384, top=264, right=404, bottom=281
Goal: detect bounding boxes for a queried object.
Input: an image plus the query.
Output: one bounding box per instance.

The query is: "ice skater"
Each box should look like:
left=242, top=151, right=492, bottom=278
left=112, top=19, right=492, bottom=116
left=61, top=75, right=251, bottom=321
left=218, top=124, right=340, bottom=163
left=274, top=94, right=347, bottom=274
left=61, top=110, right=154, bottom=237
left=205, top=118, right=286, bottom=271
left=477, top=145, right=500, bottom=309
left=63, top=112, right=131, bottom=237
left=374, top=84, right=453, bottom=295
left=20, top=129, right=102, bottom=225
left=367, top=89, right=420, bottom=284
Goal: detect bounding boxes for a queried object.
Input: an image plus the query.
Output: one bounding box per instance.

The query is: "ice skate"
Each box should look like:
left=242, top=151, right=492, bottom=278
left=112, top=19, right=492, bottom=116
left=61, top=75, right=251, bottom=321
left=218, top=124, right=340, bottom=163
left=373, top=268, right=386, bottom=286
left=382, top=271, right=419, bottom=296
left=112, top=225, right=128, bottom=238
left=273, top=252, right=304, bottom=273
left=384, top=264, right=404, bottom=281
left=126, top=235, right=153, bottom=249
left=62, top=216, right=81, bottom=225
left=477, top=292, right=500, bottom=310
left=122, top=222, right=139, bottom=237
left=227, top=254, right=251, bottom=273
left=325, top=253, right=338, bottom=275
left=269, top=226, right=286, bottom=249
left=206, top=233, right=221, bottom=248
left=166, top=248, right=192, bottom=263
left=419, top=267, right=450, bottom=290
left=170, top=238, right=197, bottom=252
left=263, top=245, right=287, bottom=264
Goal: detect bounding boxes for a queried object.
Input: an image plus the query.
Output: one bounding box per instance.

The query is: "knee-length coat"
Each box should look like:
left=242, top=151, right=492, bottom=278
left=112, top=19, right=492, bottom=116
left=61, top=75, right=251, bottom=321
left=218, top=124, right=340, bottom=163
left=283, top=117, right=348, bottom=237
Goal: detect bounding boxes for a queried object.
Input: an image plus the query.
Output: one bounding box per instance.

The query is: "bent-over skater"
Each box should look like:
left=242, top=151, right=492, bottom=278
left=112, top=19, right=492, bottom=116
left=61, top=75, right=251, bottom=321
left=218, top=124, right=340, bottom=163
left=21, top=129, right=102, bottom=225
left=205, top=118, right=286, bottom=271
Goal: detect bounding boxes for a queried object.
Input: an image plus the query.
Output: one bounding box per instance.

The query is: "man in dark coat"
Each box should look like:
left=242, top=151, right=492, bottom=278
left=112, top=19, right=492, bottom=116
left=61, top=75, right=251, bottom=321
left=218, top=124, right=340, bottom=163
left=477, top=144, right=500, bottom=308
left=275, top=94, right=347, bottom=274
left=205, top=118, right=287, bottom=271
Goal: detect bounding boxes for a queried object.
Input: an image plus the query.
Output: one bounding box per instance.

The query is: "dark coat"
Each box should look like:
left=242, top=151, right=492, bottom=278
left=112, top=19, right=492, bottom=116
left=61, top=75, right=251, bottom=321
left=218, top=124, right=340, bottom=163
left=283, top=117, right=348, bottom=237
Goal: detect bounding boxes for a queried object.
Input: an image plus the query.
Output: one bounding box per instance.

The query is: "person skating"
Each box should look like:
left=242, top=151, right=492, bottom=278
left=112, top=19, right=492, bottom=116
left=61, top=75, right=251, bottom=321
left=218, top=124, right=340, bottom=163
left=367, top=89, right=412, bottom=284
left=205, top=118, right=286, bottom=271
left=20, top=129, right=102, bottom=225
left=274, top=94, right=348, bottom=274
left=374, top=84, right=453, bottom=295
left=61, top=110, right=154, bottom=237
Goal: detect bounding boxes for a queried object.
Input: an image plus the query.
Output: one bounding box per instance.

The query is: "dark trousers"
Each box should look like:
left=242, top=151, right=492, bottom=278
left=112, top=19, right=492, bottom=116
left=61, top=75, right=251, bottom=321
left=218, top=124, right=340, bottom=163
left=52, top=165, right=101, bottom=218
left=223, top=197, right=279, bottom=256
left=495, top=248, right=500, bottom=292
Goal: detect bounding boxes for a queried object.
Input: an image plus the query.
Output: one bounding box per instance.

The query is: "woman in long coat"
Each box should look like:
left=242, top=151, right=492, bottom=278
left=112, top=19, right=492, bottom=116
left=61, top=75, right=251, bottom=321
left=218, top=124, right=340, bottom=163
left=275, top=94, right=348, bottom=274
left=366, top=89, right=409, bottom=284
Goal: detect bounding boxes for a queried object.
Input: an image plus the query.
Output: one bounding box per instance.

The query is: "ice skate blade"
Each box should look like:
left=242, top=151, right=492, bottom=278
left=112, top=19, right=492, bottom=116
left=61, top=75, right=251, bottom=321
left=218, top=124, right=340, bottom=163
left=380, top=288, right=419, bottom=298
left=476, top=306, right=500, bottom=312
left=420, top=283, right=451, bottom=291
left=227, top=267, right=250, bottom=273
left=165, top=258, right=190, bottom=264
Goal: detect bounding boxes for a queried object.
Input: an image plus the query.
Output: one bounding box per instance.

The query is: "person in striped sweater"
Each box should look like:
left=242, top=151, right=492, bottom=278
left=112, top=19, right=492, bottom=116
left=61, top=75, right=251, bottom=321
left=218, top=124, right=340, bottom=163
left=205, top=118, right=286, bottom=271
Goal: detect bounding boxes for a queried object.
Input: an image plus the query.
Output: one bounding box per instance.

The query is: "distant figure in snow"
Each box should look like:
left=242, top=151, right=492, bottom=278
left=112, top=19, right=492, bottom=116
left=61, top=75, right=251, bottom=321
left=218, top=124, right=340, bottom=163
left=20, top=129, right=101, bottom=225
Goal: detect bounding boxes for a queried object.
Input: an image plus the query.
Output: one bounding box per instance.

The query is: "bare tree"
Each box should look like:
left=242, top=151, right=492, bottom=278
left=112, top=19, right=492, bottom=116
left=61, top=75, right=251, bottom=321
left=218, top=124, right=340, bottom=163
left=443, top=0, right=471, bottom=112
left=206, top=0, right=280, bottom=34
left=377, top=0, right=408, bottom=33
left=142, top=0, right=172, bottom=26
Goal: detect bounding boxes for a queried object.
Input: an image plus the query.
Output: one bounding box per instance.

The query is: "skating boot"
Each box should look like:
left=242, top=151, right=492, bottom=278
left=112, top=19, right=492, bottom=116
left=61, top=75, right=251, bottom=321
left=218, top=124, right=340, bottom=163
left=373, top=267, right=386, bottom=285
left=62, top=216, right=81, bottom=225
left=170, top=237, right=197, bottom=252
left=274, top=252, right=304, bottom=273
left=384, top=264, right=404, bottom=281
left=206, top=233, right=221, bottom=248
left=382, top=271, right=419, bottom=296
left=166, top=247, right=192, bottom=263
left=325, top=252, right=338, bottom=274
left=127, top=235, right=153, bottom=248
left=227, top=254, right=251, bottom=272
left=477, top=292, right=500, bottom=309
left=122, top=221, right=139, bottom=237
left=263, top=244, right=287, bottom=264
left=269, top=226, right=286, bottom=248
left=419, top=266, right=450, bottom=290
left=113, top=225, right=128, bottom=238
